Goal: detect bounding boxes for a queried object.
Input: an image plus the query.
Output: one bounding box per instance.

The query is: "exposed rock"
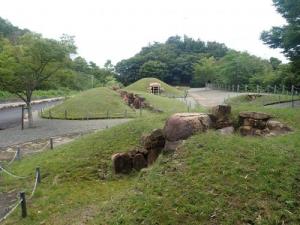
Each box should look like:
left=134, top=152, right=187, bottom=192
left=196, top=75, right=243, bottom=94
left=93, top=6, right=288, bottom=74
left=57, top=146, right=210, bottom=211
left=132, top=153, right=147, bottom=170
left=141, top=129, right=165, bottom=150
left=266, top=120, right=292, bottom=135
left=164, top=113, right=212, bottom=141
left=239, top=112, right=271, bottom=120
left=247, top=94, right=262, bottom=101
left=163, top=140, right=183, bottom=153
left=217, top=126, right=234, bottom=135
left=147, top=148, right=162, bottom=165
left=111, top=153, right=132, bottom=174
left=210, top=105, right=232, bottom=129
left=239, top=126, right=270, bottom=136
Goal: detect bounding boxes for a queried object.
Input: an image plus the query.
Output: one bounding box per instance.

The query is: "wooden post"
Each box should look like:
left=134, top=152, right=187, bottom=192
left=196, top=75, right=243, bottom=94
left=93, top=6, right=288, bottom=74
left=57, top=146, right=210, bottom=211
left=237, top=84, right=240, bottom=92
left=245, top=85, right=248, bottom=92
left=50, top=138, right=54, bottom=149
left=274, top=85, right=277, bottom=94
left=20, top=192, right=27, bottom=218
left=21, top=105, right=25, bottom=130
left=17, top=147, right=21, bottom=161
left=256, top=85, right=259, bottom=93
left=36, top=167, right=41, bottom=183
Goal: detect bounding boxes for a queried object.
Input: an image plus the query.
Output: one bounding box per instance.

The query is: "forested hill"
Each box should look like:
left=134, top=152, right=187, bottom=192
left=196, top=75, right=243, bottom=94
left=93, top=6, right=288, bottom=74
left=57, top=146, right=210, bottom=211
left=116, top=35, right=299, bottom=87
left=0, top=17, right=28, bottom=40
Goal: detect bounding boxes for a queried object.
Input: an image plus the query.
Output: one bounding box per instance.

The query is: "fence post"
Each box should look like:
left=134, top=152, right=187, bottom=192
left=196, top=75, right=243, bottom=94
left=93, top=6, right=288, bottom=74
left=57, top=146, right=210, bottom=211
left=36, top=167, right=41, bottom=183
left=282, top=85, right=285, bottom=94
left=20, top=192, right=27, bottom=218
left=16, top=147, right=21, bottom=161
left=256, top=85, right=259, bottom=94
left=21, top=105, right=25, bottom=130
left=274, top=85, right=277, bottom=94
left=50, top=138, right=54, bottom=149
left=292, top=85, right=295, bottom=108
left=237, top=84, right=240, bottom=92
left=245, top=85, right=248, bottom=92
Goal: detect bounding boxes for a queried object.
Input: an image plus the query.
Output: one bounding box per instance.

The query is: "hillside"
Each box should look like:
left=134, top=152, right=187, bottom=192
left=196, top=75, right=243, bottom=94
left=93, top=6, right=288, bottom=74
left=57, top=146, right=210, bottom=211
left=124, top=78, right=184, bottom=96
left=2, top=96, right=300, bottom=224
left=42, top=87, right=135, bottom=119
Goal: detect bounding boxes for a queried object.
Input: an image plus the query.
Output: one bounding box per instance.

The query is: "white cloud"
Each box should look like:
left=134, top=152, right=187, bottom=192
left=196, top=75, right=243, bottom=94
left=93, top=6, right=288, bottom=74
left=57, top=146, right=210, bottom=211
left=0, top=0, right=287, bottom=66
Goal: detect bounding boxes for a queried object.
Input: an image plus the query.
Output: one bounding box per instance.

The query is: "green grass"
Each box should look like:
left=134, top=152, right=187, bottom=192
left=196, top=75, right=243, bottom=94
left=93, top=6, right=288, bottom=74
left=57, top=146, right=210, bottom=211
left=124, top=77, right=184, bottom=96
left=2, top=95, right=300, bottom=224
left=42, top=87, right=136, bottom=119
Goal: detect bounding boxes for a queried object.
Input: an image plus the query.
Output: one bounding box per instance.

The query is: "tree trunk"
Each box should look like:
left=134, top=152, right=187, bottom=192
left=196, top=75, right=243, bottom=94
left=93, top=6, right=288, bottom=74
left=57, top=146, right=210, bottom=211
left=26, top=102, right=34, bottom=128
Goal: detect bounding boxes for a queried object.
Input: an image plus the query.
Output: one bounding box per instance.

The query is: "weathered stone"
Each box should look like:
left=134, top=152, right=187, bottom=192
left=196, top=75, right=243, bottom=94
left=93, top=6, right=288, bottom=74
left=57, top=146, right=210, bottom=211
left=163, top=140, right=183, bottom=153
left=212, top=104, right=231, bottom=119
left=163, top=113, right=212, bottom=141
left=147, top=148, right=162, bottom=165
left=133, top=97, right=142, bottom=109
left=132, top=153, right=147, bottom=171
left=141, top=129, right=165, bottom=150
left=267, top=120, right=292, bottom=134
left=111, top=153, right=132, bottom=174
left=217, top=126, right=234, bottom=135
left=215, top=119, right=233, bottom=129
left=242, top=118, right=267, bottom=129
left=239, top=112, right=272, bottom=120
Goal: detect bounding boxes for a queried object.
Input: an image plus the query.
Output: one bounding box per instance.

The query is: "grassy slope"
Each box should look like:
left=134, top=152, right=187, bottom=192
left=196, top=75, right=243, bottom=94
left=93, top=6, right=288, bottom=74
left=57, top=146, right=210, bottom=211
left=124, top=77, right=184, bottom=96
left=42, top=87, right=135, bottom=119
left=2, top=95, right=300, bottom=224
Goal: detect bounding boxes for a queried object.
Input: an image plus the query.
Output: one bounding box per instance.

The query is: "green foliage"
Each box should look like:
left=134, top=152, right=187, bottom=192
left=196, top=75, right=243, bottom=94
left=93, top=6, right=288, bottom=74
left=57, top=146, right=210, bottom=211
left=261, top=0, right=300, bottom=82
left=192, top=56, right=217, bottom=86
left=116, top=35, right=228, bottom=86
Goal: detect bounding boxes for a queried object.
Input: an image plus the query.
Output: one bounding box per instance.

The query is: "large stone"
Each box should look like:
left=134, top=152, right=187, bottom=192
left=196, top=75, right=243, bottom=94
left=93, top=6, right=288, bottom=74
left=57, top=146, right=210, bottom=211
left=111, top=153, right=132, bottom=174
left=147, top=148, right=162, bottom=165
left=239, top=112, right=272, bottom=120
left=267, top=120, right=292, bottom=134
left=163, top=113, right=212, bottom=141
left=242, top=118, right=267, bottom=129
left=141, top=129, right=165, bottom=150
left=212, top=104, right=231, bottom=119
left=239, top=126, right=269, bottom=136
left=163, top=140, right=183, bottom=153
left=132, top=153, right=147, bottom=171
left=217, top=126, right=234, bottom=135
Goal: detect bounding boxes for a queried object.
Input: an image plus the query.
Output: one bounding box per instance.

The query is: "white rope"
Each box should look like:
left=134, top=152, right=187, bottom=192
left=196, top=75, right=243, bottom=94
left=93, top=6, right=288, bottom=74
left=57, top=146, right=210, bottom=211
left=0, top=165, right=28, bottom=179
left=29, top=172, right=39, bottom=199
left=7, top=151, right=18, bottom=166
left=0, top=199, right=22, bottom=223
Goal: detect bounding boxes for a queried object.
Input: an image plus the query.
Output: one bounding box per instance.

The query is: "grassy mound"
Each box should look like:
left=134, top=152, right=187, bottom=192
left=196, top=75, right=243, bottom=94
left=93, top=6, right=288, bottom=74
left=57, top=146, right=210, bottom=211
left=42, top=87, right=135, bottom=119
left=3, top=95, right=300, bottom=224
left=124, top=78, right=184, bottom=96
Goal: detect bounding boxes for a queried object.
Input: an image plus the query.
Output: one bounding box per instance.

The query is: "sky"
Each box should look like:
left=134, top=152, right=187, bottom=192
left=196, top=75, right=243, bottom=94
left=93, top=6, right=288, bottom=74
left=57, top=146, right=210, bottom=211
left=0, top=0, right=287, bottom=66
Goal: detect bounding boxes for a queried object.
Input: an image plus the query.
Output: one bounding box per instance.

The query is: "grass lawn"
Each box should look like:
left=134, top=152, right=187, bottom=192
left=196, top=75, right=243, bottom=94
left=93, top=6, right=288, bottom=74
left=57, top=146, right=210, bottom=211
left=41, top=87, right=136, bottom=119
left=2, top=95, right=300, bottom=224
left=124, top=77, right=184, bottom=96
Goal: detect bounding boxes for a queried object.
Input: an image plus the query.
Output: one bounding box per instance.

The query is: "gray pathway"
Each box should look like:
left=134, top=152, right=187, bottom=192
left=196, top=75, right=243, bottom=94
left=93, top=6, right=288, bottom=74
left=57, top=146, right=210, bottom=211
left=188, top=88, right=243, bottom=108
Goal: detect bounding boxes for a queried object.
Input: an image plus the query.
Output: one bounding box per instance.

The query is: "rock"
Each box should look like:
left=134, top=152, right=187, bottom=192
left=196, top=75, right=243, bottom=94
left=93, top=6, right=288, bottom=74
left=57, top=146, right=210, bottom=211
left=242, top=118, right=267, bottom=129
left=267, top=120, right=292, bottom=134
left=163, top=140, right=183, bottom=153
left=163, top=113, right=212, bottom=141
left=147, top=148, right=162, bottom=165
left=132, top=153, right=147, bottom=171
left=111, top=153, right=132, bottom=174
left=217, top=126, right=234, bottom=135
left=212, top=104, right=231, bottom=119
left=239, top=112, right=271, bottom=120
left=141, top=129, right=165, bottom=150
left=239, top=126, right=269, bottom=136
left=133, top=97, right=142, bottom=109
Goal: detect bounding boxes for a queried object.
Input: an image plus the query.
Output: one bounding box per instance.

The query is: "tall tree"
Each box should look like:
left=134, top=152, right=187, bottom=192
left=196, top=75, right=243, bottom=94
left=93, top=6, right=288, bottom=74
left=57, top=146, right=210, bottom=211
left=261, top=0, right=300, bottom=83
left=0, top=33, right=76, bottom=127
left=192, top=56, right=217, bottom=87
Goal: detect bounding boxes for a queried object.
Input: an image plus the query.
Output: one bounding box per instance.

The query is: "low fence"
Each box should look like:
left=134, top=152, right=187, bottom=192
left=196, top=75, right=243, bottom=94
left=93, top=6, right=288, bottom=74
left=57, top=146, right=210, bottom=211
left=0, top=136, right=68, bottom=222
left=40, top=108, right=143, bottom=120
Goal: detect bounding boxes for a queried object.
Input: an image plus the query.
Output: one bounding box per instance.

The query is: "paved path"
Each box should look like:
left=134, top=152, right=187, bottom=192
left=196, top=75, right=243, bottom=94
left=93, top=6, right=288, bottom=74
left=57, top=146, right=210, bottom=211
left=188, top=88, right=243, bottom=108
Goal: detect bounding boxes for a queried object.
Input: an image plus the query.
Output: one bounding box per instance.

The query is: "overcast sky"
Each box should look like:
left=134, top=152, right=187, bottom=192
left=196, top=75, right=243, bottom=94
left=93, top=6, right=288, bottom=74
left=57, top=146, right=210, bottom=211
left=0, top=0, right=287, bottom=66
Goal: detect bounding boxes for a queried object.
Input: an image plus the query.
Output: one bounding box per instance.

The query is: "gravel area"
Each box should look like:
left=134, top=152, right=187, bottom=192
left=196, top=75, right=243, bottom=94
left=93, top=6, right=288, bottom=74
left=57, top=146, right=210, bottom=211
left=0, top=112, right=131, bottom=148
left=188, top=88, right=244, bottom=108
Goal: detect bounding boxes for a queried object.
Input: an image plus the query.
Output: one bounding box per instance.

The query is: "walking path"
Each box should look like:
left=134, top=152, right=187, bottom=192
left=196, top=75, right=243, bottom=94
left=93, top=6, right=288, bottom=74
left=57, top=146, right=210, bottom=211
left=188, top=88, right=243, bottom=108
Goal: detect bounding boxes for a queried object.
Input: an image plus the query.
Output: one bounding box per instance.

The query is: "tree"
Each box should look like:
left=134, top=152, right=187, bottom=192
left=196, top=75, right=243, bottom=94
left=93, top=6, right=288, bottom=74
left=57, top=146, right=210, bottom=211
left=139, top=60, right=168, bottom=79
left=192, top=57, right=216, bottom=87
left=261, top=0, right=300, bottom=81
left=0, top=33, right=76, bottom=127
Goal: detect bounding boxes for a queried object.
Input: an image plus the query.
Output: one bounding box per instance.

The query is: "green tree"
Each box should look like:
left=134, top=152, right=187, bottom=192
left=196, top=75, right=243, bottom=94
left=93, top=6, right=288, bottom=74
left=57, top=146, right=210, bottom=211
left=192, top=56, right=217, bottom=87
left=261, top=0, right=300, bottom=81
left=139, top=60, right=168, bottom=79
left=0, top=33, right=76, bottom=127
